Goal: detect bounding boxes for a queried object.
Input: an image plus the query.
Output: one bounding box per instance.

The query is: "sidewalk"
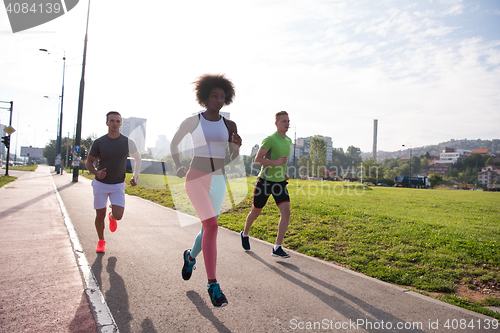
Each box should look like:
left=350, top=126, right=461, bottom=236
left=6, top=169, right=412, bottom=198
left=0, top=165, right=96, bottom=333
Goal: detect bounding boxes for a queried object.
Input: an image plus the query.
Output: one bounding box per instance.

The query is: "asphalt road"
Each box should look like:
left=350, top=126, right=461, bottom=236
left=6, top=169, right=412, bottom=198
left=51, top=171, right=497, bottom=333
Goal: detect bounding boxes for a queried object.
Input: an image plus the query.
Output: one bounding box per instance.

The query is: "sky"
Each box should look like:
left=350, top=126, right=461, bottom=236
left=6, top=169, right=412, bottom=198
left=1, top=0, right=499, bottom=157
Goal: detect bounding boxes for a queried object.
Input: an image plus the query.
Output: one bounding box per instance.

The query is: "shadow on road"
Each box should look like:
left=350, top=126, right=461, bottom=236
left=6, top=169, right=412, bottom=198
left=0, top=189, right=54, bottom=219
left=106, top=257, right=133, bottom=333
left=69, top=291, right=97, bottom=333
left=246, top=252, right=425, bottom=333
left=92, top=255, right=157, bottom=333
left=91, top=253, right=105, bottom=288
left=186, top=290, right=231, bottom=333
left=56, top=180, right=79, bottom=193
left=140, top=317, right=157, bottom=333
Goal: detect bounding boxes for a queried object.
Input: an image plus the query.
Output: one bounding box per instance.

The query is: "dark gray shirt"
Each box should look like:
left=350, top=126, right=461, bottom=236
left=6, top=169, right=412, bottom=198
left=89, top=134, right=137, bottom=184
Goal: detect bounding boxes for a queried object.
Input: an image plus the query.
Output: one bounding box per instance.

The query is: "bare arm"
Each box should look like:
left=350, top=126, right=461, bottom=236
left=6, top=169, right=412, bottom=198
left=85, top=155, right=108, bottom=179
left=254, top=147, right=287, bottom=166
left=226, top=119, right=241, bottom=162
left=130, top=149, right=141, bottom=186
left=170, top=115, right=198, bottom=177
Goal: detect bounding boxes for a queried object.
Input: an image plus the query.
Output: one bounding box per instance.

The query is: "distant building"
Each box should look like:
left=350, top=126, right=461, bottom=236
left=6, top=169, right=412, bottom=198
left=426, top=164, right=451, bottom=176
left=0, top=123, right=6, bottom=156
left=434, top=147, right=471, bottom=165
left=291, top=135, right=333, bottom=162
left=121, top=117, right=147, bottom=152
left=150, top=135, right=170, bottom=159
left=251, top=144, right=259, bottom=156
left=472, top=149, right=490, bottom=155
left=478, top=165, right=500, bottom=185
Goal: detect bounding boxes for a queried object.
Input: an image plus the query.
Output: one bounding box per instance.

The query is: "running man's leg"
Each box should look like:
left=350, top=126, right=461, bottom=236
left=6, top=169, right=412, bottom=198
left=92, top=179, right=110, bottom=240
left=275, top=201, right=291, bottom=246
left=95, top=208, right=107, bottom=240
left=109, top=183, right=126, bottom=220
left=243, top=178, right=269, bottom=235
left=109, top=205, right=124, bottom=220
left=271, top=180, right=291, bottom=247
left=243, top=206, right=262, bottom=235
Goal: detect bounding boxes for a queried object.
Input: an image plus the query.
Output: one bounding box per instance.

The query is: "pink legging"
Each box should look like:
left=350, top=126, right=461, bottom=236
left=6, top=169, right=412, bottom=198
left=185, top=168, right=224, bottom=280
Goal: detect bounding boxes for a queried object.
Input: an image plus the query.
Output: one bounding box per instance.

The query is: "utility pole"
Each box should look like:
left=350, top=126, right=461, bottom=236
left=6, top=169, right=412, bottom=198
left=402, top=144, right=412, bottom=187
left=73, top=0, right=91, bottom=182
left=0, top=101, right=13, bottom=176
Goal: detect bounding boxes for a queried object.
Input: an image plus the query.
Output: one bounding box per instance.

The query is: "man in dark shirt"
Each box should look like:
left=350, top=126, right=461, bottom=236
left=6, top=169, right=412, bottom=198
left=86, top=111, right=142, bottom=253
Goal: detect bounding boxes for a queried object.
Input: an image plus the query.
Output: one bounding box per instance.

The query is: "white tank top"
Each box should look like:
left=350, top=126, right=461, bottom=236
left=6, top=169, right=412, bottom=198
left=191, top=114, right=229, bottom=159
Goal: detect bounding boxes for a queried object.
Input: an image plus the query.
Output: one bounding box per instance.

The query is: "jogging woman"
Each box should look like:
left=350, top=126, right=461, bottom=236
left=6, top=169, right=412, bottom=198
left=170, top=74, right=241, bottom=307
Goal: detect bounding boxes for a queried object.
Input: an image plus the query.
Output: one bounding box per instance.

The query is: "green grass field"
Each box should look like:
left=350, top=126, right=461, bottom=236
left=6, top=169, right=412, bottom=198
left=85, top=172, right=500, bottom=318
left=0, top=175, right=16, bottom=187
left=8, top=164, right=38, bottom=172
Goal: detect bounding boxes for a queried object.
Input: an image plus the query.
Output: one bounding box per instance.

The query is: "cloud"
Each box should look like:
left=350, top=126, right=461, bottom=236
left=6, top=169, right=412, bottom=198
left=437, top=0, right=464, bottom=16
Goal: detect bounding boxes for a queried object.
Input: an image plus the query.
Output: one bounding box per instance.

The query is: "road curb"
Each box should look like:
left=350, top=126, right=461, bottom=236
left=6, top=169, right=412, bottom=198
left=50, top=172, right=119, bottom=333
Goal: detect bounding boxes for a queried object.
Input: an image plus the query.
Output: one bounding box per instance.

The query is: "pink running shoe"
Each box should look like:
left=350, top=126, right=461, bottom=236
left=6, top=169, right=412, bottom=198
left=96, top=240, right=106, bottom=253
left=109, top=212, right=117, bottom=232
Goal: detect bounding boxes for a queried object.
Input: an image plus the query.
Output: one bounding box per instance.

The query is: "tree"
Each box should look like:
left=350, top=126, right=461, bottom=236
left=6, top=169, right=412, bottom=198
left=422, top=157, right=430, bottom=169
left=331, top=148, right=346, bottom=169
left=347, top=146, right=361, bottom=161
left=43, top=139, right=57, bottom=166
left=411, top=156, right=421, bottom=175
left=298, top=155, right=311, bottom=176
left=428, top=173, right=443, bottom=188
left=461, top=153, right=488, bottom=170
left=447, top=167, right=459, bottom=178
left=309, top=136, right=326, bottom=177
left=357, top=158, right=385, bottom=179
left=81, top=134, right=96, bottom=152
left=244, top=153, right=260, bottom=176
left=141, top=151, right=153, bottom=159
left=384, top=158, right=400, bottom=170
left=44, top=134, right=95, bottom=167
left=163, top=154, right=191, bottom=175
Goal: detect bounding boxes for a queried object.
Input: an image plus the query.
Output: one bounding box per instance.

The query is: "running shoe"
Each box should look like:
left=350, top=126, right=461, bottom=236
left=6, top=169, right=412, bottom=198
left=96, top=240, right=106, bottom=253
left=109, top=212, right=117, bottom=232
left=207, top=282, right=228, bottom=307
left=240, top=231, right=250, bottom=251
left=181, top=249, right=196, bottom=281
left=272, top=246, right=290, bottom=258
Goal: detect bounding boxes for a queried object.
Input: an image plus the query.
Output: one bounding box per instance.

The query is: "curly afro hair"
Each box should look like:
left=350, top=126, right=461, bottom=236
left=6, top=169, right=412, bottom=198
left=193, top=74, right=235, bottom=108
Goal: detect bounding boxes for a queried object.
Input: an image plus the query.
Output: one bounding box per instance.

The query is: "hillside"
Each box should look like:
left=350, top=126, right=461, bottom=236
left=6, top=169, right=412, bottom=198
left=365, top=138, right=500, bottom=161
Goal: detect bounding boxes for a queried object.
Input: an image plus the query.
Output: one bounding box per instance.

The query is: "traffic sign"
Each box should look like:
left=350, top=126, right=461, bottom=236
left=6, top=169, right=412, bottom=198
left=4, top=126, right=15, bottom=135
left=74, top=145, right=81, bottom=152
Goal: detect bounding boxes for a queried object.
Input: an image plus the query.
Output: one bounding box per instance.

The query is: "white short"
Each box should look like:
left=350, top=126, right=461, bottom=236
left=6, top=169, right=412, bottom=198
left=91, top=178, right=127, bottom=210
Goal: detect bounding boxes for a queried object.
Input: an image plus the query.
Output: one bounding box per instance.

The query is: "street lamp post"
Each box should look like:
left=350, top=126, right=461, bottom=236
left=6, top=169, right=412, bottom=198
left=0, top=101, right=13, bottom=176
left=402, top=144, right=412, bottom=187
left=289, top=123, right=297, bottom=179
left=73, top=0, right=91, bottom=182
left=44, top=95, right=62, bottom=167
left=40, top=48, right=65, bottom=174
